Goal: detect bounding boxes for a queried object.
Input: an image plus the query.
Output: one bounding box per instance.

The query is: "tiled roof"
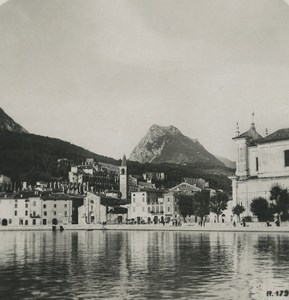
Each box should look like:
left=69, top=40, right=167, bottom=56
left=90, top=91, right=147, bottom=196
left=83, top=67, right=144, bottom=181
left=255, top=128, right=289, bottom=144
left=233, top=125, right=263, bottom=142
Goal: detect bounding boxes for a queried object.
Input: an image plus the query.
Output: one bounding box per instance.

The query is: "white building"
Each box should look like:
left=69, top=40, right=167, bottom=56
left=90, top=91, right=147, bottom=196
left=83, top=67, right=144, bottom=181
left=231, top=120, right=289, bottom=217
left=0, top=191, right=81, bottom=226
left=78, top=192, right=107, bottom=225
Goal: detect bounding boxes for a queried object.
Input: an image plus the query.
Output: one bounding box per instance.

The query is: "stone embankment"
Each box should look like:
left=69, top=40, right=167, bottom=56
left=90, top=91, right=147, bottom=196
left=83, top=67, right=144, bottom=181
left=0, top=222, right=289, bottom=232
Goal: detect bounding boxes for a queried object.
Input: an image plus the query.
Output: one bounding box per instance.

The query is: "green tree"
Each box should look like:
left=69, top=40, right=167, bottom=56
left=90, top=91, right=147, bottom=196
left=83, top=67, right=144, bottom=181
left=209, top=191, right=229, bottom=222
left=250, top=197, right=273, bottom=222
left=269, top=185, right=289, bottom=223
left=193, top=190, right=210, bottom=223
left=232, top=204, right=245, bottom=222
left=177, top=193, right=195, bottom=220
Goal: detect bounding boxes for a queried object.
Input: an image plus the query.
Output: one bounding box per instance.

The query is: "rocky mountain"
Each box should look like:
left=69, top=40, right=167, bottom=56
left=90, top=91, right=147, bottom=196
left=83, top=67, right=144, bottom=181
left=129, top=125, right=224, bottom=167
left=216, top=156, right=236, bottom=169
left=0, top=108, right=28, bottom=133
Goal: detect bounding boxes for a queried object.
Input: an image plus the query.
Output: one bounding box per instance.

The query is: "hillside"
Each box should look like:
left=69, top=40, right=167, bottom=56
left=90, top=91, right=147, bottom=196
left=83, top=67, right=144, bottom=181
left=0, top=108, right=28, bottom=133
left=130, top=124, right=224, bottom=167
left=0, top=131, right=119, bottom=182
left=216, top=156, right=236, bottom=169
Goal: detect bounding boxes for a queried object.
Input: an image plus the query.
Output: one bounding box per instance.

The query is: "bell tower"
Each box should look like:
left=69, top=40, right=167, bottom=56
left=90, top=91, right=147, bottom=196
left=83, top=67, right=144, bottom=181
left=119, top=155, right=128, bottom=199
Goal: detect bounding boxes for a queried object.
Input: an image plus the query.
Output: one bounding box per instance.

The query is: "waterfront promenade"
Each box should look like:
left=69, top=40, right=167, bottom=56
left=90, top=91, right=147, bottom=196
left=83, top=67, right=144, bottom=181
left=1, top=222, right=289, bottom=232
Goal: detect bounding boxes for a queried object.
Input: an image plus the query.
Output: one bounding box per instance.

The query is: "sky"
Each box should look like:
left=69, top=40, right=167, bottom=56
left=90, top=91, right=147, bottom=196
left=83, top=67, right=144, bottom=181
left=1, top=0, right=289, bottom=161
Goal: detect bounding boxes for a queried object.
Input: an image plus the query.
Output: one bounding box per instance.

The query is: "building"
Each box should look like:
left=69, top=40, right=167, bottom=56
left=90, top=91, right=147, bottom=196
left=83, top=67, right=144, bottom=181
left=181, top=177, right=208, bottom=189
left=169, top=182, right=202, bottom=194
left=128, top=190, right=164, bottom=223
left=78, top=192, right=107, bottom=225
left=78, top=192, right=128, bottom=225
left=231, top=118, right=289, bottom=217
left=142, top=172, right=166, bottom=182
left=68, top=158, right=119, bottom=192
left=0, top=191, right=83, bottom=226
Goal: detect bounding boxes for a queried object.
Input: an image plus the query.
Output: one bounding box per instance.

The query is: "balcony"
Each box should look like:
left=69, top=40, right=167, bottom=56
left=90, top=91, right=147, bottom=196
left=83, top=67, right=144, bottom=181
left=30, top=214, right=41, bottom=219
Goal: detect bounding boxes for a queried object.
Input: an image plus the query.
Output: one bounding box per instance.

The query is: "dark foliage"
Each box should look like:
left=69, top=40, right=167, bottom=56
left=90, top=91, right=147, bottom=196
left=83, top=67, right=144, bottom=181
left=250, top=197, right=273, bottom=222
left=176, top=194, right=195, bottom=219
left=269, top=185, right=289, bottom=222
left=232, top=204, right=245, bottom=221
left=209, top=191, right=229, bottom=222
left=193, top=190, right=211, bottom=220
left=0, top=132, right=118, bottom=183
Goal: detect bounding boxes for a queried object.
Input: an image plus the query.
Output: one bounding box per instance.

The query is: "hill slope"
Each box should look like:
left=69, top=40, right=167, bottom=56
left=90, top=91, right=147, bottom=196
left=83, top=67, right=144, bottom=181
left=0, top=108, right=28, bottom=133
left=216, top=156, right=236, bottom=169
left=130, top=125, right=224, bottom=167
left=0, top=131, right=119, bottom=181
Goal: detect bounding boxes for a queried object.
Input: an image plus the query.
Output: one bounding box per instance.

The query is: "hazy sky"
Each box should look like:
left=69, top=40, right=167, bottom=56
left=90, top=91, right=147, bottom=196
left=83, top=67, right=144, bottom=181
left=1, top=0, right=289, bottom=161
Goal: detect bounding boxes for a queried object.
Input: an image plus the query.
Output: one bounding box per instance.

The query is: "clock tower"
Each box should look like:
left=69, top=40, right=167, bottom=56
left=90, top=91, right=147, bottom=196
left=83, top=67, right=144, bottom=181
left=119, top=155, right=128, bottom=200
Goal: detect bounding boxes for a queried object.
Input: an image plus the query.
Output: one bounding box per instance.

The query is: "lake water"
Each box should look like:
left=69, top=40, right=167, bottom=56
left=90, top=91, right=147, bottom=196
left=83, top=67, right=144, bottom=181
left=0, top=230, right=288, bottom=300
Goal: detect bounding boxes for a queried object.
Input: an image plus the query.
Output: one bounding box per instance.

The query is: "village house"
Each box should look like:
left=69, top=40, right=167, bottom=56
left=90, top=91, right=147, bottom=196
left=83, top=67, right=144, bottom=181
left=78, top=192, right=128, bottom=225
left=231, top=117, right=289, bottom=218
left=0, top=191, right=83, bottom=226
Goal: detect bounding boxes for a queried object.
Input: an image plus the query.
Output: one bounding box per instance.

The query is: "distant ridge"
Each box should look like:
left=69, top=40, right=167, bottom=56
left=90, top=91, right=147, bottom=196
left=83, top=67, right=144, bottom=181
left=0, top=108, right=28, bottom=133
left=129, top=124, right=224, bottom=167
left=216, top=156, right=236, bottom=169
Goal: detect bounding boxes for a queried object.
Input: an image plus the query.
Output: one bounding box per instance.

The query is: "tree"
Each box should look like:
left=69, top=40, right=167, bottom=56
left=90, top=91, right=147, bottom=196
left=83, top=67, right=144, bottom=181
left=269, top=185, right=289, bottom=223
left=250, top=197, right=273, bottom=222
left=177, top=193, right=195, bottom=220
left=193, top=190, right=210, bottom=222
left=209, top=191, right=229, bottom=222
left=232, top=204, right=245, bottom=222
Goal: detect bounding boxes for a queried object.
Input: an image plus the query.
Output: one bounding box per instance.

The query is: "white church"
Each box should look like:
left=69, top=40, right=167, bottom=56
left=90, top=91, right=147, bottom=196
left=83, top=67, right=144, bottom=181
left=231, top=116, right=289, bottom=217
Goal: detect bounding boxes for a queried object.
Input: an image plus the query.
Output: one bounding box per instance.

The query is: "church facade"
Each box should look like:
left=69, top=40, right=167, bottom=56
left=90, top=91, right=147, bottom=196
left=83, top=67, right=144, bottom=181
left=231, top=120, right=289, bottom=217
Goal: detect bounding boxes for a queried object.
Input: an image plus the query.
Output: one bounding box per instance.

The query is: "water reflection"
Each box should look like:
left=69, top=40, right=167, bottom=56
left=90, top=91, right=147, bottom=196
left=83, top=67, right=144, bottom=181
left=0, top=231, right=288, bottom=299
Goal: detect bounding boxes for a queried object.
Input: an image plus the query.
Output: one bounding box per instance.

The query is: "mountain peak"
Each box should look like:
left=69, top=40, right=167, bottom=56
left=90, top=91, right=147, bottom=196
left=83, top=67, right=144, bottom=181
left=129, top=124, right=224, bottom=167
left=0, top=108, right=28, bottom=133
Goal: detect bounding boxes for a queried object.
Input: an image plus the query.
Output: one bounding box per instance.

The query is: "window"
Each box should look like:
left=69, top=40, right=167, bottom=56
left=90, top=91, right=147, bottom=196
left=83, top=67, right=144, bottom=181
left=54, top=211, right=56, bottom=216
left=25, top=211, right=28, bottom=216
left=142, top=198, right=145, bottom=202
left=64, top=204, right=67, bottom=208
left=65, top=211, right=67, bottom=217
left=167, top=198, right=170, bottom=202
left=9, top=219, right=12, bottom=224
left=14, top=211, right=17, bottom=216
left=256, top=157, right=259, bottom=171
left=148, top=207, right=150, bottom=213
left=54, top=204, right=57, bottom=208
left=15, top=203, right=17, bottom=208
left=25, top=203, right=28, bottom=208
left=33, top=219, right=36, bottom=225
left=285, top=150, right=289, bottom=167
left=33, top=201, right=36, bottom=207
left=44, top=211, right=47, bottom=216
left=167, top=207, right=170, bottom=212
left=43, top=204, right=46, bottom=209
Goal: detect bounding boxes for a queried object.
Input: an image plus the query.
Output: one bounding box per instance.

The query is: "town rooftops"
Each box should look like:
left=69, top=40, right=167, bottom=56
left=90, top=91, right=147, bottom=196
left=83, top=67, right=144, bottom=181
left=255, top=128, right=289, bottom=144
left=41, top=193, right=83, bottom=200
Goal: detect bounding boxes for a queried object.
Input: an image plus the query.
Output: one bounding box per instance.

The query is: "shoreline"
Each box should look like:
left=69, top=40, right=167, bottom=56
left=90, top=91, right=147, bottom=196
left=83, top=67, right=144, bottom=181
left=0, top=223, right=289, bottom=233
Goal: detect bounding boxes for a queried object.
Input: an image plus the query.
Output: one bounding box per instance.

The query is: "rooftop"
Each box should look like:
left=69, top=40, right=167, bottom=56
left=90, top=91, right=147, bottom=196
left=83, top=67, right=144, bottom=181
left=255, top=128, right=289, bottom=144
